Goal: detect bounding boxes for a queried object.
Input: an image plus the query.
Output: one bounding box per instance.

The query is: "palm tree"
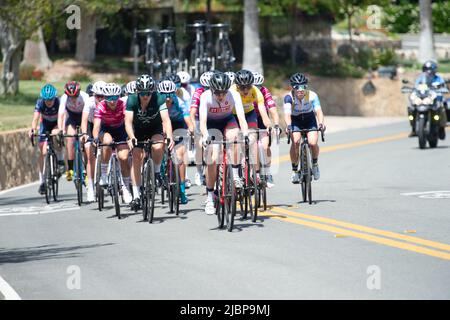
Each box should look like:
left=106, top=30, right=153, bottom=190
left=418, top=0, right=436, bottom=63
left=242, top=0, right=263, bottom=73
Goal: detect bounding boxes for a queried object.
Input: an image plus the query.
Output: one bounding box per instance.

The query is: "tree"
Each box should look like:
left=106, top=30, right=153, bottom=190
left=22, top=27, right=53, bottom=70
left=242, top=0, right=263, bottom=73
left=418, top=0, right=436, bottom=63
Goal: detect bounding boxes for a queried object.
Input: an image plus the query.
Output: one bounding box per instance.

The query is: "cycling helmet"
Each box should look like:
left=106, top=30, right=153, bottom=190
left=289, top=72, right=308, bottom=86
left=235, top=69, right=254, bottom=86
left=86, top=83, right=94, bottom=97
left=158, top=80, right=177, bottom=94
left=166, top=74, right=181, bottom=88
left=252, top=72, right=264, bottom=86
left=224, top=71, right=236, bottom=84
left=177, top=71, right=191, bottom=84
left=102, top=83, right=122, bottom=96
left=136, top=74, right=156, bottom=92
left=64, top=81, right=81, bottom=97
left=120, top=84, right=127, bottom=97
left=422, top=60, right=437, bottom=76
left=92, top=81, right=106, bottom=95
left=209, top=72, right=232, bottom=92
left=199, top=71, right=214, bottom=88
left=125, top=81, right=136, bottom=94
left=40, top=84, right=57, bottom=100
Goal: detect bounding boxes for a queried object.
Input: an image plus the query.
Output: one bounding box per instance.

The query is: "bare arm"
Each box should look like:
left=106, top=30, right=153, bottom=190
left=125, top=111, right=135, bottom=140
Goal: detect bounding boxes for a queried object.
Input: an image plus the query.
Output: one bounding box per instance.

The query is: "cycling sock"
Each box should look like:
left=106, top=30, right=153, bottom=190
left=207, top=188, right=214, bottom=201
left=180, top=181, right=186, bottom=194
left=132, top=185, right=141, bottom=199
left=232, top=165, right=240, bottom=178
left=122, top=176, right=130, bottom=189
left=39, top=171, right=44, bottom=184
left=87, top=179, right=94, bottom=190
left=196, top=165, right=203, bottom=175
left=101, top=163, right=108, bottom=176
left=154, top=163, right=161, bottom=174
left=68, top=160, right=74, bottom=171
left=312, top=159, right=318, bottom=165
left=292, top=163, right=298, bottom=172
left=266, top=166, right=272, bottom=176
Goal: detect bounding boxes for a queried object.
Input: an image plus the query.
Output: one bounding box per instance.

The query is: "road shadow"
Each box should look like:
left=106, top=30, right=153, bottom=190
left=0, top=243, right=115, bottom=265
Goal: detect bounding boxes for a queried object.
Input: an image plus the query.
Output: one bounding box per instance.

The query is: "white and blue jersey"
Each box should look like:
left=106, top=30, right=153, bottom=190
left=283, top=90, right=321, bottom=116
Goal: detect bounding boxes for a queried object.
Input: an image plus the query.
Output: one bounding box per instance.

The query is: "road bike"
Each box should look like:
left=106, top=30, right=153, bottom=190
left=135, top=28, right=161, bottom=78
left=211, top=23, right=235, bottom=70
left=186, top=21, right=214, bottom=80
left=64, top=127, right=86, bottom=206
left=31, top=131, right=61, bottom=204
left=159, top=28, right=179, bottom=77
left=287, top=128, right=325, bottom=204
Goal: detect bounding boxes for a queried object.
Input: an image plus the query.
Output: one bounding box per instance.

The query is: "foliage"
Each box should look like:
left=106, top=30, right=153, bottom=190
left=71, top=71, right=92, bottom=82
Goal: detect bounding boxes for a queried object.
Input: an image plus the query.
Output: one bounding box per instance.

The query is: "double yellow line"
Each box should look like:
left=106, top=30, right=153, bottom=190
left=263, top=131, right=450, bottom=260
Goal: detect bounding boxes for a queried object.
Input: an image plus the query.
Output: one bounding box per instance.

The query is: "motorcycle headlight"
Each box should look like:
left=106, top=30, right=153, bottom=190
left=422, top=97, right=433, bottom=105
left=413, top=97, right=423, bottom=105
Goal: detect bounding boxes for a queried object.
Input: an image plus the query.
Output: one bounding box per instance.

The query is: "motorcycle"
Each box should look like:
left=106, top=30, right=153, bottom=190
left=402, top=80, right=449, bottom=149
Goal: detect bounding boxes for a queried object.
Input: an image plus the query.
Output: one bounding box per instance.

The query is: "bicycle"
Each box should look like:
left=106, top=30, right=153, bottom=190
left=160, top=138, right=180, bottom=216
left=186, top=21, right=214, bottom=80
left=31, top=131, right=61, bottom=204
left=237, top=135, right=258, bottom=223
left=134, top=139, right=165, bottom=223
left=211, top=23, right=235, bottom=70
left=96, top=141, right=128, bottom=219
left=64, top=127, right=86, bottom=206
left=287, top=128, right=325, bottom=204
left=159, top=29, right=179, bottom=77
left=135, top=28, right=161, bottom=78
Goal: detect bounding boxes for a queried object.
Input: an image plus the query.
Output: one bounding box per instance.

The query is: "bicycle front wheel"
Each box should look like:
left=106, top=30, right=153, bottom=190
left=75, top=147, right=83, bottom=206
left=50, top=153, right=58, bottom=202
left=225, top=164, right=237, bottom=232
left=144, top=159, right=156, bottom=223
left=249, top=164, right=258, bottom=223
left=44, top=155, right=51, bottom=204
left=111, top=159, right=121, bottom=219
left=169, top=159, right=180, bottom=215
left=216, top=164, right=225, bottom=228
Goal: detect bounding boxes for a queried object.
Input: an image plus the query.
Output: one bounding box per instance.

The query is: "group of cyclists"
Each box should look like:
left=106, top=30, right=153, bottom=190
left=30, top=69, right=327, bottom=216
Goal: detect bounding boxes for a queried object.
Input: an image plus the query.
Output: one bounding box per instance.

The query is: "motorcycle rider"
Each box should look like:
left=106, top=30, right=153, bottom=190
left=409, top=60, right=448, bottom=139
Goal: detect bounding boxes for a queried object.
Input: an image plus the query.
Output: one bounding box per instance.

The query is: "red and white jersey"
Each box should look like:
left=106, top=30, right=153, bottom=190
left=94, top=99, right=126, bottom=128
left=58, top=91, right=90, bottom=115
left=199, top=89, right=244, bottom=121
left=190, top=87, right=206, bottom=119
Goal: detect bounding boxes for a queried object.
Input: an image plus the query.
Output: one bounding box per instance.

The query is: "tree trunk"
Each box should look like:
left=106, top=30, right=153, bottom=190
left=0, top=20, right=23, bottom=95
left=75, top=10, right=97, bottom=63
left=290, top=4, right=298, bottom=66
left=418, top=0, right=436, bottom=63
left=242, top=0, right=263, bottom=74
left=22, top=27, right=53, bottom=70
left=348, top=12, right=353, bottom=46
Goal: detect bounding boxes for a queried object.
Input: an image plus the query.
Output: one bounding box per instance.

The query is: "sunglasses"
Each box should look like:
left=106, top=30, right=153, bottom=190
left=213, top=90, right=227, bottom=96
left=237, top=85, right=252, bottom=91
left=293, top=84, right=308, bottom=91
left=105, top=95, right=120, bottom=102
left=138, top=91, right=151, bottom=97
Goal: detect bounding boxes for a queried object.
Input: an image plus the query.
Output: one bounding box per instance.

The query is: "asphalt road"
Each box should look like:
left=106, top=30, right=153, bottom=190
left=1, top=120, right=450, bottom=300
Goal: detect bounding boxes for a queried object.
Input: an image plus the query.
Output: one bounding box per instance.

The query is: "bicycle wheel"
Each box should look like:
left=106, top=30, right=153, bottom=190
left=249, top=164, right=258, bottom=223
left=225, top=164, right=237, bottom=232
left=169, top=158, right=180, bottom=215
left=300, top=145, right=312, bottom=204
left=145, top=159, right=156, bottom=223
left=74, top=146, right=83, bottom=206
left=96, top=157, right=104, bottom=211
left=111, top=159, right=121, bottom=219
left=50, top=153, right=58, bottom=202
left=305, top=146, right=313, bottom=205
left=44, top=155, right=51, bottom=204
left=216, top=164, right=225, bottom=228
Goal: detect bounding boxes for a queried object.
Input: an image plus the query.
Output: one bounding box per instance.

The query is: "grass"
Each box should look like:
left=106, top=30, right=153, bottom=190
left=0, top=80, right=90, bottom=132
left=399, top=59, right=450, bottom=73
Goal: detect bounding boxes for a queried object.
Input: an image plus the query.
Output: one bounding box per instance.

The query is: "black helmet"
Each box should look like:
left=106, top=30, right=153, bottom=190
left=209, top=71, right=232, bottom=92
left=167, top=74, right=181, bottom=85
left=290, top=73, right=308, bottom=86
left=136, top=74, right=156, bottom=92
left=86, top=83, right=94, bottom=97
left=422, top=60, right=437, bottom=76
left=235, top=69, right=254, bottom=86
left=120, top=84, right=127, bottom=97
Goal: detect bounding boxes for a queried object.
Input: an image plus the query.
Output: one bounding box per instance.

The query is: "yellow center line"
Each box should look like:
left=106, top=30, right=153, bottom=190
left=258, top=211, right=450, bottom=261
left=268, top=206, right=450, bottom=253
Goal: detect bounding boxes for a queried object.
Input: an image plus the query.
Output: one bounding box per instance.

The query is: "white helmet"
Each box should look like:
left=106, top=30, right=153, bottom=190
left=252, top=72, right=264, bottom=86
left=177, top=71, right=191, bottom=84
left=224, top=71, right=236, bottom=84
left=158, top=80, right=176, bottom=94
left=92, top=81, right=107, bottom=95
left=125, top=81, right=136, bottom=94
left=199, top=71, right=214, bottom=88
left=102, top=83, right=122, bottom=96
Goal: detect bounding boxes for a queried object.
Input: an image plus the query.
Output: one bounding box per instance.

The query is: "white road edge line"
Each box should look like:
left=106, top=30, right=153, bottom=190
left=401, top=190, right=450, bottom=196
left=0, top=181, right=39, bottom=196
left=0, top=275, right=21, bottom=300
left=0, top=207, right=81, bottom=217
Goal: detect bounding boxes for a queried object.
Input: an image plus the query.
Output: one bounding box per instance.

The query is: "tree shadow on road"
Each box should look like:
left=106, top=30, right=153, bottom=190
left=0, top=243, right=115, bottom=265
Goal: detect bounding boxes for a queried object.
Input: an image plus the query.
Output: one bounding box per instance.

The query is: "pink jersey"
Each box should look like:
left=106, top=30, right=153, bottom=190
left=190, top=87, right=206, bottom=118
left=94, top=99, right=126, bottom=128
left=254, top=86, right=276, bottom=116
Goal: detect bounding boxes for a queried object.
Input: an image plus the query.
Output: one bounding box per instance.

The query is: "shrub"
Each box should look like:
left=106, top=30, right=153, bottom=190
left=19, top=64, right=36, bottom=80
left=71, top=71, right=92, bottom=83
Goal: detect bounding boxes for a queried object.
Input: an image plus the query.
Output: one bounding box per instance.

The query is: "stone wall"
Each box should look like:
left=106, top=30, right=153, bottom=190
left=0, top=129, right=39, bottom=191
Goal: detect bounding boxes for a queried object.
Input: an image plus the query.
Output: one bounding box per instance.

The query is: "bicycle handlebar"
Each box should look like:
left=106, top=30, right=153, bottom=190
left=287, top=128, right=325, bottom=144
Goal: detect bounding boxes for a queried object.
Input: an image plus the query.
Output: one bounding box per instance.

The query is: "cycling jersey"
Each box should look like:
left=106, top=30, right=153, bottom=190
left=35, top=98, right=60, bottom=124
left=83, top=96, right=97, bottom=124
left=95, top=99, right=126, bottom=129
left=59, top=91, right=90, bottom=125
left=126, top=93, right=166, bottom=129
left=190, top=87, right=206, bottom=119
left=254, top=86, right=276, bottom=115
left=283, top=90, right=321, bottom=116
left=157, top=92, right=190, bottom=123
left=230, top=84, right=264, bottom=114
left=199, top=89, right=244, bottom=121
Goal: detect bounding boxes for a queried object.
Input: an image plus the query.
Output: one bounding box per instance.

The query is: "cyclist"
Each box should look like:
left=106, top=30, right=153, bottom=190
left=190, top=71, right=214, bottom=186
left=157, top=80, right=194, bottom=204
left=230, top=69, right=272, bottom=186
left=199, top=71, right=249, bottom=215
left=120, top=80, right=136, bottom=105
left=57, top=81, right=90, bottom=181
left=81, top=81, right=106, bottom=202
left=29, top=84, right=63, bottom=194
left=125, top=75, right=174, bottom=210
left=177, top=71, right=196, bottom=98
left=284, top=73, right=325, bottom=183
left=225, top=71, right=236, bottom=84
left=92, top=82, right=133, bottom=204
left=86, top=83, right=94, bottom=97
left=409, top=60, right=448, bottom=139
left=252, top=71, right=280, bottom=188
